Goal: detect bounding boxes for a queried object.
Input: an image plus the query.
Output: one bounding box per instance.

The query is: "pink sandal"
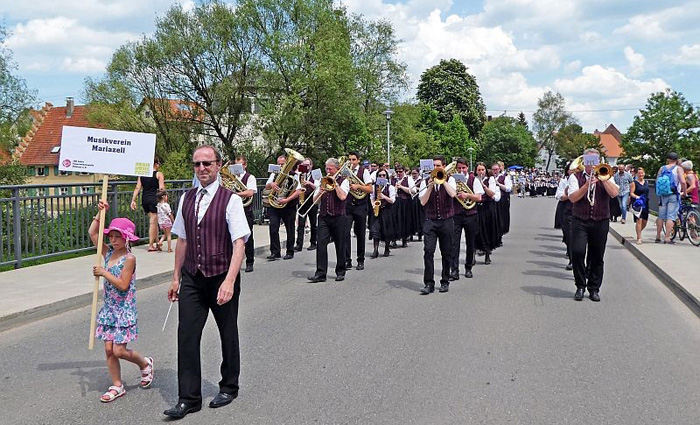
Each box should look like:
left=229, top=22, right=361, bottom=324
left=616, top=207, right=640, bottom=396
left=100, top=385, right=125, bottom=403
left=140, top=357, right=154, bottom=388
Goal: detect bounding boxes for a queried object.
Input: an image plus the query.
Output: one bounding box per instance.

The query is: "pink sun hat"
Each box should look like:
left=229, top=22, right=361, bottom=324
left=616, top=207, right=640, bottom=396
left=103, top=217, right=140, bottom=242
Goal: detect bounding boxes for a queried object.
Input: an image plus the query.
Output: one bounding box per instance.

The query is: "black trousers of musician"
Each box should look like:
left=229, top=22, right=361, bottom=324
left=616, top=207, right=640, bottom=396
left=570, top=217, right=609, bottom=291
left=297, top=204, right=318, bottom=247
left=562, top=210, right=573, bottom=261
left=451, top=213, right=478, bottom=273
left=269, top=203, right=296, bottom=256
left=423, top=218, right=454, bottom=286
left=244, top=209, right=255, bottom=266
left=344, top=201, right=368, bottom=264
left=178, top=268, right=241, bottom=404
left=316, top=215, right=347, bottom=277
left=499, top=196, right=510, bottom=235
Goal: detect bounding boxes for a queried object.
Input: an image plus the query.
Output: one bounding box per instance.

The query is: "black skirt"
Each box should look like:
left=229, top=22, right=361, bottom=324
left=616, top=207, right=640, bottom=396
left=411, top=196, right=425, bottom=236
left=476, top=201, right=499, bottom=252
left=609, top=196, right=621, bottom=218
left=370, top=205, right=395, bottom=242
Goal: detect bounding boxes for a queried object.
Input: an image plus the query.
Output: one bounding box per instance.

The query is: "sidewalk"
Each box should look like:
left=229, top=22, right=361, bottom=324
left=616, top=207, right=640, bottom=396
left=0, top=225, right=286, bottom=332
left=608, top=217, right=700, bottom=318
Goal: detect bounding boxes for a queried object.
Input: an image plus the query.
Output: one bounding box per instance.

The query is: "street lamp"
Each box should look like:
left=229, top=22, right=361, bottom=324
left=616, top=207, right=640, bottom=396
left=468, top=146, right=474, bottom=171
left=384, top=109, right=393, bottom=165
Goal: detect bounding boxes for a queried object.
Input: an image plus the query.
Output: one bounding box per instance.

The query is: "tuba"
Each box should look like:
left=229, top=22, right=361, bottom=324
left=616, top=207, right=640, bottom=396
left=264, top=148, right=305, bottom=209
left=343, top=160, right=369, bottom=200
left=220, top=163, right=253, bottom=208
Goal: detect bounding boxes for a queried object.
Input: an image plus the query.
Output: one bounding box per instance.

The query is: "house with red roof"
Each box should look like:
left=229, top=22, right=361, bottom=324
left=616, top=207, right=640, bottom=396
left=594, top=124, right=624, bottom=166
left=13, top=98, right=104, bottom=196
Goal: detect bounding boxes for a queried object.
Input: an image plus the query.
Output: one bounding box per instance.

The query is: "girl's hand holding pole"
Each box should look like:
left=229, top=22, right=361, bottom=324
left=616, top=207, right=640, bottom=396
left=93, top=266, right=105, bottom=277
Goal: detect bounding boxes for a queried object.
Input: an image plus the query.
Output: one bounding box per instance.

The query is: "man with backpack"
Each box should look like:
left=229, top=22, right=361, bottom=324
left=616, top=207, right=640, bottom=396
left=655, top=152, right=687, bottom=244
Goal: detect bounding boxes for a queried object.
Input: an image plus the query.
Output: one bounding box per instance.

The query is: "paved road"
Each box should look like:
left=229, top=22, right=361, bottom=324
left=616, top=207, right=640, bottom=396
left=1, top=198, right=699, bottom=424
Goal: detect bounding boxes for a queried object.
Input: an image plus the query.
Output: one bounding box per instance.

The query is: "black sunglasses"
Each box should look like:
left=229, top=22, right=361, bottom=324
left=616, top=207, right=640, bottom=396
left=192, top=161, right=216, bottom=167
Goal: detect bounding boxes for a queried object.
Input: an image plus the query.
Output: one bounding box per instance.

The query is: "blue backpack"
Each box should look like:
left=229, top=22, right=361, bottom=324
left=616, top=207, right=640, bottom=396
left=656, top=165, right=677, bottom=196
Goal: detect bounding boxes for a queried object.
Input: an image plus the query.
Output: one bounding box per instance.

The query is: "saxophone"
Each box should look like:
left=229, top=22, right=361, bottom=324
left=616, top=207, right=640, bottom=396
left=220, top=163, right=253, bottom=208
left=373, top=182, right=384, bottom=217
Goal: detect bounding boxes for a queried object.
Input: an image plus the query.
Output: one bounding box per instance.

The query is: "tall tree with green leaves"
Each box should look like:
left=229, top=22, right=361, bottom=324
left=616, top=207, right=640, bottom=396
left=532, top=91, right=575, bottom=171
left=416, top=59, right=486, bottom=140
left=517, top=111, right=528, bottom=129
left=553, top=123, right=603, bottom=168
left=478, top=116, right=537, bottom=167
left=622, top=89, right=700, bottom=173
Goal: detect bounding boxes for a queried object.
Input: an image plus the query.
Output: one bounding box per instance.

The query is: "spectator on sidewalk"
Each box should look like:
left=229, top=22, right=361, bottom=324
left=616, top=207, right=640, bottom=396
left=630, top=167, right=650, bottom=244
left=655, top=152, right=687, bottom=244
left=614, top=163, right=633, bottom=224
left=130, top=157, right=165, bottom=251
left=681, top=160, right=698, bottom=207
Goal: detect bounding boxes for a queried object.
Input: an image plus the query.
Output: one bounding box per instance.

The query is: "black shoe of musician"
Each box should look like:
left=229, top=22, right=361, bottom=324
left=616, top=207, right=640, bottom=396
left=345, top=261, right=353, bottom=269
left=356, top=262, right=364, bottom=270
left=383, top=248, right=390, bottom=257
left=420, top=284, right=435, bottom=295
left=335, top=274, right=345, bottom=281
left=308, top=275, right=326, bottom=283
left=164, top=402, right=202, bottom=419
left=448, top=271, right=459, bottom=281
left=464, top=269, right=473, bottom=278
left=484, top=254, right=491, bottom=265
left=307, top=243, right=317, bottom=251
left=589, top=290, right=600, bottom=302
left=439, top=284, right=449, bottom=293
left=266, top=254, right=281, bottom=261
left=565, top=263, right=573, bottom=270
left=293, top=245, right=302, bottom=252
left=390, top=241, right=398, bottom=249
left=476, top=250, right=485, bottom=257
left=209, top=391, right=238, bottom=408
left=283, top=253, right=294, bottom=260
left=245, top=264, right=254, bottom=273
left=574, top=287, right=585, bottom=301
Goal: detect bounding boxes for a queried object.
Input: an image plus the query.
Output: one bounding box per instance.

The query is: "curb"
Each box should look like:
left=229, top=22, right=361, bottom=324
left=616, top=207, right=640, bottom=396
left=608, top=227, right=700, bottom=319
left=0, top=244, right=271, bottom=333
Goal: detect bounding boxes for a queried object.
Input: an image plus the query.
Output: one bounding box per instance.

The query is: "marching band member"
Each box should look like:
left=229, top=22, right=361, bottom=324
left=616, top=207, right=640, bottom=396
left=343, top=151, right=373, bottom=271
left=295, top=158, right=319, bottom=251
left=410, top=167, right=425, bottom=241
left=233, top=155, right=258, bottom=273
left=308, top=158, right=350, bottom=283
left=475, top=163, right=500, bottom=265
left=265, top=155, right=301, bottom=261
left=495, top=161, right=512, bottom=236
left=369, top=169, right=396, bottom=258
left=490, top=163, right=505, bottom=248
left=419, top=155, right=457, bottom=295
left=568, top=148, right=619, bottom=302
left=554, top=163, right=574, bottom=271
left=450, top=158, right=484, bottom=280
left=391, top=165, right=415, bottom=248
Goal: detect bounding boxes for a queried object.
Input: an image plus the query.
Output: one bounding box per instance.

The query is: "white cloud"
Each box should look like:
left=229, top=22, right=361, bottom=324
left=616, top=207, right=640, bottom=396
left=61, top=57, right=107, bottom=73
left=624, top=47, right=645, bottom=77
left=580, top=31, right=603, bottom=44
left=565, top=60, right=582, bottom=73
left=613, top=15, right=664, bottom=40
left=668, top=44, right=700, bottom=66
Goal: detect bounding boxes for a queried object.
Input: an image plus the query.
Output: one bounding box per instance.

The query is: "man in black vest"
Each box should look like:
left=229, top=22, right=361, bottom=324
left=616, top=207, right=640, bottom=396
left=308, top=158, right=350, bottom=282
left=265, top=155, right=301, bottom=260
left=450, top=158, right=483, bottom=280
left=295, top=157, right=319, bottom=251
left=166, top=145, right=251, bottom=419
left=234, top=155, right=257, bottom=273
left=419, top=155, right=458, bottom=294
left=343, top=151, right=373, bottom=271
left=568, top=148, right=619, bottom=302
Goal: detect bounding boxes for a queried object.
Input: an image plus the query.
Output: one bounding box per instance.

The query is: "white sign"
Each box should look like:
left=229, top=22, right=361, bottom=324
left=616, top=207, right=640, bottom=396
left=59, top=126, right=156, bottom=177
left=230, top=164, right=244, bottom=175
left=311, top=168, right=323, bottom=181
left=420, top=159, right=434, bottom=171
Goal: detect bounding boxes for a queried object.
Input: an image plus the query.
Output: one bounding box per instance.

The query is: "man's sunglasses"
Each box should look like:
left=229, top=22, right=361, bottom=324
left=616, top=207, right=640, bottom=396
left=193, top=161, right=216, bottom=167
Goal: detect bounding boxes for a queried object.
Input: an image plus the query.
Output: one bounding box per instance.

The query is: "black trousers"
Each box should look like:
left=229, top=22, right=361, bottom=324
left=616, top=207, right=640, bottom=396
left=269, top=203, right=296, bottom=256
left=423, top=218, right=454, bottom=286
left=316, top=215, right=347, bottom=277
left=562, top=210, right=572, bottom=261
left=570, top=216, right=609, bottom=290
left=244, top=209, right=255, bottom=265
left=297, top=204, right=318, bottom=247
left=344, top=201, right=368, bottom=263
left=451, top=213, right=478, bottom=273
left=178, top=268, right=241, bottom=404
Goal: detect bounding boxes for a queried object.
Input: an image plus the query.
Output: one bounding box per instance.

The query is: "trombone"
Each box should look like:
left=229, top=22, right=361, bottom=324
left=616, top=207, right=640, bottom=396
left=296, top=168, right=343, bottom=218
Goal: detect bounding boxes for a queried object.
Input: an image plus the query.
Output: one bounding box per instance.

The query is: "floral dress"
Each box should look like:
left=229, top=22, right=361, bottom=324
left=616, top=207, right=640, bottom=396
left=95, top=249, right=138, bottom=344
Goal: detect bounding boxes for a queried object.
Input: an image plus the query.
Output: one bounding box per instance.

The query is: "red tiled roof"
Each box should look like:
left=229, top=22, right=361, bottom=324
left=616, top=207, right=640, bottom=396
left=16, top=103, right=101, bottom=166
left=598, top=133, right=623, bottom=158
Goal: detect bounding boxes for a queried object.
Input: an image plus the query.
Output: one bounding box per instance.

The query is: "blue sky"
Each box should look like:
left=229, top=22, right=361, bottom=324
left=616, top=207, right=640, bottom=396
left=3, top=0, right=700, bottom=133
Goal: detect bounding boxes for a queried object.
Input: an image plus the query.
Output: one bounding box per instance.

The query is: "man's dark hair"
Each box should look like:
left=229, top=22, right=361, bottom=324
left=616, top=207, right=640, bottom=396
left=348, top=151, right=360, bottom=159
left=433, top=155, right=446, bottom=166
left=456, top=157, right=468, bottom=166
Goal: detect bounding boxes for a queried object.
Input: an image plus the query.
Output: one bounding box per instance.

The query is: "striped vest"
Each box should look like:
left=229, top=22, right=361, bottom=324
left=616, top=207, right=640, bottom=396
left=424, top=183, right=455, bottom=220
left=319, top=177, right=347, bottom=217
left=572, top=171, right=610, bottom=222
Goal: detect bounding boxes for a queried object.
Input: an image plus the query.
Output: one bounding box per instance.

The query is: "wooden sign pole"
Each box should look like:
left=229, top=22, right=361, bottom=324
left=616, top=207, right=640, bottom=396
left=88, top=177, right=109, bottom=350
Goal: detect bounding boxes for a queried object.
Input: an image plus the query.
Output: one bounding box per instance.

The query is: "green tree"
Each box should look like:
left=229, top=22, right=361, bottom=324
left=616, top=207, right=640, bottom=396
left=384, top=103, right=440, bottom=167
left=517, top=111, right=528, bottom=130
left=622, top=89, right=700, bottom=173
left=532, top=91, right=575, bottom=171
left=554, top=124, right=603, bottom=168
left=477, top=116, right=537, bottom=167
left=416, top=59, right=486, bottom=140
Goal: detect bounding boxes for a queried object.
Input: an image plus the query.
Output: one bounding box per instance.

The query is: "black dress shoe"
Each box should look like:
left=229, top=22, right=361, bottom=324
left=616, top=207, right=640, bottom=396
left=245, top=264, right=254, bottom=273
left=308, top=275, right=326, bottom=283
left=464, top=270, right=473, bottom=278
left=589, top=291, right=600, bottom=302
left=335, top=275, right=345, bottom=281
left=565, top=263, right=573, bottom=271
left=448, top=272, right=459, bottom=281
left=370, top=251, right=379, bottom=259
left=266, top=254, right=281, bottom=261
left=574, top=287, right=585, bottom=301
left=356, top=262, right=364, bottom=270
left=293, top=245, right=302, bottom=252
left=209, top=391, right=238, bottom=408
left=420, top=284, right=435, bottom=295
left=345, top=261, right=353, bottom=269
left=438, top=284, right=449, bottom=293
left=484, top=254, right=491, bottom=265
left=164, top=402, right=202, bottom=419
left=283, top=253, right=294, bottom=260
left=307, top=244, right=317, bottom=251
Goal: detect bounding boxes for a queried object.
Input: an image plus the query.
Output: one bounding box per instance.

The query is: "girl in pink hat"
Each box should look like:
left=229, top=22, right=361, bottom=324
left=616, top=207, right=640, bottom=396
left=88, top=200, right=153, bottom=403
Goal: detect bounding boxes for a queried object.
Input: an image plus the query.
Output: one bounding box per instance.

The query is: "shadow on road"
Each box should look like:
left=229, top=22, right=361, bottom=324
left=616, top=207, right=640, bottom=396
left=527, top=260, right=567, bottom=269
left=386, top=279, right=423, bottom=293
left=529, top=250, right=566, bottom=258
left=522, top=269, right=573, bottom=280
left=520, top=285, right=573, bottom=298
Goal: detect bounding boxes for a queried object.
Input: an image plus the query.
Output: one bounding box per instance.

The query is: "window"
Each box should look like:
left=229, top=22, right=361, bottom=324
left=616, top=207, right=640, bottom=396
left=59, top=170, right=69, bottom=176
left=36, top=167, right=47, bottom=176
left=50, top=146, right=60, bottom=153
left=80, top=186, right=91, bottom=194
left=59, top=187, right=69, bottom=196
